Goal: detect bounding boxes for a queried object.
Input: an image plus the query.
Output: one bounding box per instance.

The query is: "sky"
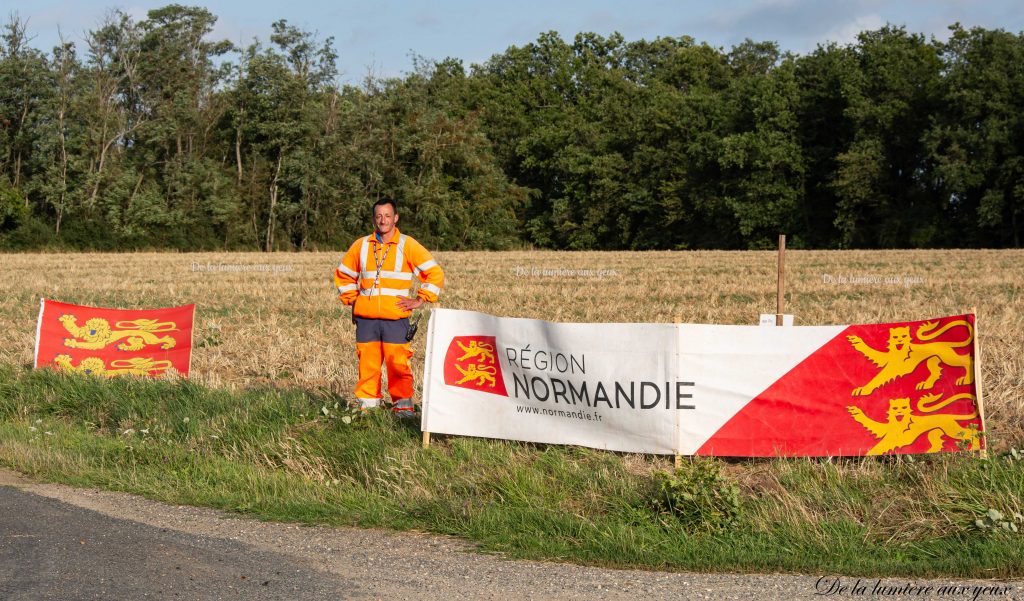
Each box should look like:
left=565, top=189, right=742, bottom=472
left=8, top=0, right=1024, bottom=83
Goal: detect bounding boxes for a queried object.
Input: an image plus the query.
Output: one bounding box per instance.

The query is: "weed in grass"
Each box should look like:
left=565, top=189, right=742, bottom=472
left=974, top=508, right=1023, bottom=534
left=650, top=459, right=742, bottom=532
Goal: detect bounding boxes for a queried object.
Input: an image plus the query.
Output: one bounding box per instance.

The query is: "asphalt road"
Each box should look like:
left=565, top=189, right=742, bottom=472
left=0, top=484, right=366, bottom=600
left=1, top=469, right=1021, bottom=601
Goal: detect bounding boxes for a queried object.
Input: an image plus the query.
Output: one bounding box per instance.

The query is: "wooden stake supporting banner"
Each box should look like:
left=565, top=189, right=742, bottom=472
left=971, top=307, right=988, bottom=460
left=776, top=234, right=786, bottom=326
left=674, top=313, right=683, bottom=468
left=420, top=307, right=436, bottom=451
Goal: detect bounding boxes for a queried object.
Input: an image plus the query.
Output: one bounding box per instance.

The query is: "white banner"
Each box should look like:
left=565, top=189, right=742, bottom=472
left=421, top=309, right=981, bottom=457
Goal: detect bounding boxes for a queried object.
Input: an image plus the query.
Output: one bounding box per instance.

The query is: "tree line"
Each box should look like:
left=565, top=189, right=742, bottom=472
left=1, top=5, right=1021, bottom=250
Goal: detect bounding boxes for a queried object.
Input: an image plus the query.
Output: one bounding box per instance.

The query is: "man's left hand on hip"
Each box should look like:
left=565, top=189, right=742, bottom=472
left=396, top=297, right=425, bottom=311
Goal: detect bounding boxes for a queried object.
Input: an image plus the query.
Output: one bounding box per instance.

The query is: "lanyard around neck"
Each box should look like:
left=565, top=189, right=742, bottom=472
left=367, top=239, right=391, bottom=291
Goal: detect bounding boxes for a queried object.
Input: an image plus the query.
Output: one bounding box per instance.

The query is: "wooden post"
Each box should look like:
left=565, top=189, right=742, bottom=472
left=674, top=313, right=683, bottom=468
left=971, top=307, right=988, bottom=459
left=420, top=308, right=435, bottom=451
left=776, top=234, right=786, bottom=326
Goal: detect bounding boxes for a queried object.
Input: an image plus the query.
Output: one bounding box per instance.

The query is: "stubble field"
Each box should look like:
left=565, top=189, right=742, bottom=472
left=2, top=248, right=1021, bottom=447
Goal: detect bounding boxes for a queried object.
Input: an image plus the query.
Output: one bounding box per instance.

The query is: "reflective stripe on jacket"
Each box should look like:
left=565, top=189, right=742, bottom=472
left=333, top=227, right=444, bottom=319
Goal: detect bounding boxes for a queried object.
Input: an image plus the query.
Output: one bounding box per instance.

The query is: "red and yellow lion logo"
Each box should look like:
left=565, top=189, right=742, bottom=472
left=443, top=336, right=507, bottom=396
left=845, top=316, right=980, bottom=454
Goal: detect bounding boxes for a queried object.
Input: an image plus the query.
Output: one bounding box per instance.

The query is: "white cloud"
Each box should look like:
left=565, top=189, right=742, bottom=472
left=820, top=13, right=886, bottom=47
left=209, top=11, right=268, bottom=48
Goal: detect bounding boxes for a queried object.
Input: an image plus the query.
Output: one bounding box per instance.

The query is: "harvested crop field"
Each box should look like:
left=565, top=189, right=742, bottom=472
left=2, top=249, right=1022, bottom=447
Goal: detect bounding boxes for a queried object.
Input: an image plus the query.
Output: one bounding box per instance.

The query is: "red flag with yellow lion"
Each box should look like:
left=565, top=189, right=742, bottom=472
left=34, top=299, right=195, bottom=378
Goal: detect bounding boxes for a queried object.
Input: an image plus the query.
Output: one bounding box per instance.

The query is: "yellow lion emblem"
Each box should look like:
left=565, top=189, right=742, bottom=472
left=847, top=319, right=973, bottom=396
left=53, top=354, right=173, bottom=378
left=454, top=363, right=497, bottom=387
left=456, top=340, right=496, bottom=364
left=847, top=392, right=979, bottom=455
left=60, top=314, right=178, bottom=351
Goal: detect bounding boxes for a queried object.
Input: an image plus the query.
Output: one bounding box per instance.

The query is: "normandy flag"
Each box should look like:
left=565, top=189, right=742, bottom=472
left=34, top=299, right=196, bottom=378
left=422, top=309, right=982, bottom=457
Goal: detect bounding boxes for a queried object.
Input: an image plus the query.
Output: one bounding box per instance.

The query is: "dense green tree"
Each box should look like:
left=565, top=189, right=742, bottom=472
left=25, top=37, right=83, bottom=235
left=618, top=37, right=732, bottom=249
left=227, top=20, right=338, bottom=250
left=71, top=10, right=145, bottom=246
left=927, top=25, right=1024, bottom=247
left=473, top=31, right=580, bottom=247
left=832, top=26, right=943, bottom=248
left=329, top=64, right=526, bottom=250
left=793, top=42, right=857, bottom=247
left=0, top=16, right=51, bottom=193
left=717, top=42, right=804, bottom=249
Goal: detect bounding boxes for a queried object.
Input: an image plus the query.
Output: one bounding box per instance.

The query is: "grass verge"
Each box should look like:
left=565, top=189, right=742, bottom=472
left=1, top=363, right=1022, bottom=577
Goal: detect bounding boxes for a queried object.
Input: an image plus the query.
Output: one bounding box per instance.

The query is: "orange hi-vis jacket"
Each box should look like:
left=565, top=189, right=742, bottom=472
left=334, top=227, right=444, bottom=320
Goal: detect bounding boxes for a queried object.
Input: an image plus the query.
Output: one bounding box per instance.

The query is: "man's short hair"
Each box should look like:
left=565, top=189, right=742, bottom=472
left=373, top=197, right=397, bottom=213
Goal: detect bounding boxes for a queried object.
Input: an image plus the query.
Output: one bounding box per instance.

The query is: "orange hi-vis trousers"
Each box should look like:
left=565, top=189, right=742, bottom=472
left=354, top=317, right=414, bottom=403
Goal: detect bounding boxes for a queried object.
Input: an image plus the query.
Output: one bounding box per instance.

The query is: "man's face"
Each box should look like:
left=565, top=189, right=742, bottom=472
left=373, top=203, right=398, bottom=236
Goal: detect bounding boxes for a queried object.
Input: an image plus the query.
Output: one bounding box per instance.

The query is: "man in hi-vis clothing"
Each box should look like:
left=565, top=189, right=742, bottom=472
left=334, top=198, right=444, bottom=414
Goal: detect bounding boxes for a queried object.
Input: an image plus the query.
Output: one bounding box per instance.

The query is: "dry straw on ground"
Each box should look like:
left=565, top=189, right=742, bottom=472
left=2, top=249, right=1021, bottom=447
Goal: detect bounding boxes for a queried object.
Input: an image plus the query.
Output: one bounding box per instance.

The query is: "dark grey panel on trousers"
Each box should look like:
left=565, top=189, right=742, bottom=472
left=354, top=317, right=409, bottom=344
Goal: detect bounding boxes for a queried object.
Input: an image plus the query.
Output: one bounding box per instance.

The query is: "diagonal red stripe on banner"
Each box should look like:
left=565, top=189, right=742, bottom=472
left=696, top=315, right=980, bottom=457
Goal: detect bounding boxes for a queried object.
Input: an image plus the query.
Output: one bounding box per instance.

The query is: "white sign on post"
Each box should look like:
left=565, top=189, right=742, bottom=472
left=759, top=313, right=794, bottom=326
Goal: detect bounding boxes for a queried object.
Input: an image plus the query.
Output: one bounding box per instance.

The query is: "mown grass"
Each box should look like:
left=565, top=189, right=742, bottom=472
left=2, top=363, right=1022, bottom=577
